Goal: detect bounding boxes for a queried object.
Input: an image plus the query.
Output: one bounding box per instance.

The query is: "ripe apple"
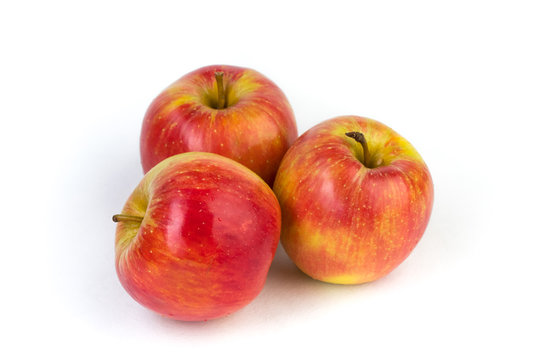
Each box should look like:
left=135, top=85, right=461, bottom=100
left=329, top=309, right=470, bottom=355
left=140, top=65, right=298, bottom=185
left=113, top=152, right=281, bottom=321
left=273, top=116, right=434, bottom=284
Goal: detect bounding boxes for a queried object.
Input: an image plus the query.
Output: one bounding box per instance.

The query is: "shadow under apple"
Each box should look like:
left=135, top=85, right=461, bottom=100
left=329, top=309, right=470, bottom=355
left=149, top=243, right=381, bottom=336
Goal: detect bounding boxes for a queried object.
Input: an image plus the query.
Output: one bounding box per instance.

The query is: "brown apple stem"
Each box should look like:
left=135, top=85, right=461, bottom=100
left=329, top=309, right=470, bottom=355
left=215, top=71, right=226, bottom=109
left=112, top=214, right=144, bottom=223
left=345, top=132, right=371, bottom=167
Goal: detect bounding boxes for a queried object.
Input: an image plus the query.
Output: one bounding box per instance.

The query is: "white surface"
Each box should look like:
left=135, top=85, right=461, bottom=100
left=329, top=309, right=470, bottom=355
left=1, top=1, right=539, bottom=358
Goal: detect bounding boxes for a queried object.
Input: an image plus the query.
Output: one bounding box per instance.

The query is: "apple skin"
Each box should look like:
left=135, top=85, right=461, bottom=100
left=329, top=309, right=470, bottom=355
left=273, top=116, right=433, bottom=284
left=115, top=152, right=281, bottom=321
left=140, top=65, right=297, bottom=186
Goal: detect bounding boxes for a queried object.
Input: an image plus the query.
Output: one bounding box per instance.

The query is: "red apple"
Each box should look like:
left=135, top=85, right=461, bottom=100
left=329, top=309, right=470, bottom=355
left=273, top=116, right=433, bottom=284
left=113, top=152, right=281, bottom=321
left=140, top=65, right=298, bottom=185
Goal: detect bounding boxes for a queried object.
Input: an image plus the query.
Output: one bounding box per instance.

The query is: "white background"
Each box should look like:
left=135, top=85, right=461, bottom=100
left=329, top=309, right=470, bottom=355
left=1, top=1, right=539, bottom=359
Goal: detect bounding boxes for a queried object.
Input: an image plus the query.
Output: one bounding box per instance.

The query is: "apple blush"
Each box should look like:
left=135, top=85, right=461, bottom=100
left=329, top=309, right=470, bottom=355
left=140, top=65, right=298, bottom=186
left=273, top=116, right=434, bottom=285
left=113, top=152, right=281, bottom=321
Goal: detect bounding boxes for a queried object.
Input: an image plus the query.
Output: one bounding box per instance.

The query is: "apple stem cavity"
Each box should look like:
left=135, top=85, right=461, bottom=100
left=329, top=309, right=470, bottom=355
left=215, top=71, right=226, bottom=109
left=345, top=131, right=372, bottom=167
left=112, top=214, right=144, bottom=223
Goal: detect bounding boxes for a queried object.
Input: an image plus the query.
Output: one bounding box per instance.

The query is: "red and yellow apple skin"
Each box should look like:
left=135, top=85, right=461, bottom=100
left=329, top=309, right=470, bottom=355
left=140, top=65, right=297, bottom=186
left=114, top=152, right=281, bottom=321
left=273, top=116, right=434, bottom=285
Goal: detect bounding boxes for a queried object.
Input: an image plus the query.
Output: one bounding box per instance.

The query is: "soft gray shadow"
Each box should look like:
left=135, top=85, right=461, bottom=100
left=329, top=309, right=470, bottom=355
left=145, top=244, right=379, bottom=337
left=253, top=244, right=378, bottom=321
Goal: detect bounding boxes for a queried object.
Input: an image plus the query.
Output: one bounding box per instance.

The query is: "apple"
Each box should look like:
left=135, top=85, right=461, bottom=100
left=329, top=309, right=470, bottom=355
left=140, top=65, right=298, bottom=185
left=273, top=116, right=434, bottom=284
left=113, top=152, right=281, bottom=321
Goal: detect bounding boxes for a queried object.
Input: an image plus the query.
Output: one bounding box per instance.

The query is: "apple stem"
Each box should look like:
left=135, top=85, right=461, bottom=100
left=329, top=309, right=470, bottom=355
left=345, top=132, right=371, bottom=167
left=215, top=71, right=226, bottom=109
left=112, top=214, right=144, bottom=223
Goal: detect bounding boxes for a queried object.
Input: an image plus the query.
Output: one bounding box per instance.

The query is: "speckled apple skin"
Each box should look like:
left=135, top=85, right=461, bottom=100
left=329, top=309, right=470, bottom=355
left=115, top=152, right=281, bottom=321
left=273, top=116, right=433, bottom=284
left=140, top=65, right=297, bottom=186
